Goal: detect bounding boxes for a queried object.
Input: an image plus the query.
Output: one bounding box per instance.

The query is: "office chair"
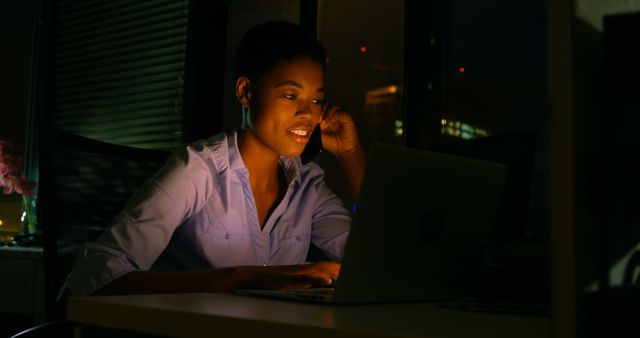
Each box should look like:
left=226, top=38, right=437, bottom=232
left=11, top=126, right=169, bottom=338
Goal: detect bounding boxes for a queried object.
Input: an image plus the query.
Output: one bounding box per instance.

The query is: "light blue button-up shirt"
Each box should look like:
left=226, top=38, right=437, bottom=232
left=67, top=131, right=351, bottom=296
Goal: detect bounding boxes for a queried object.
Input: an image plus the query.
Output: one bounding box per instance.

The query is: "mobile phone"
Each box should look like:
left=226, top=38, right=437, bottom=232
left=300, top=124, right=322, bottom=164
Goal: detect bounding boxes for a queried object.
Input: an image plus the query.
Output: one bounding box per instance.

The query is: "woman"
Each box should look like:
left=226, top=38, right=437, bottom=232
left=67, top=21, right=365, bottom=296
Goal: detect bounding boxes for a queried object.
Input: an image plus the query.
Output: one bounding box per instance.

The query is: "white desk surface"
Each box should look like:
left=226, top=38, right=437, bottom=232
left=67, top=293, right=548, bottom=338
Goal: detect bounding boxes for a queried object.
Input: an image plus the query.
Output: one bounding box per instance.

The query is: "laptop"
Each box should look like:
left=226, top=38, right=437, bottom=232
left=236, top=142, right=507, bottom=304
left=429, top=131, right=536, bottom=244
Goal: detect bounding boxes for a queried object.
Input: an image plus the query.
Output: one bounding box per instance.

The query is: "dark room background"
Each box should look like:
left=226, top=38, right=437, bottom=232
left=2, top=1, right=640, bottom=337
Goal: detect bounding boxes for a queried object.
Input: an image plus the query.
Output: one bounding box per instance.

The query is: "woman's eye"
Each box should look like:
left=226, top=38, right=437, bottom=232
left=312, top=99, right=324, bottom=105
left=284, top=94, right=297, bottom=101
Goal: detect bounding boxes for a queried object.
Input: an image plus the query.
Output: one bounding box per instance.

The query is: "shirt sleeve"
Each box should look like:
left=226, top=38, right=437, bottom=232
left=310, top=178, right=352, bottom=262
left=66, top=145, right=218, bottom=296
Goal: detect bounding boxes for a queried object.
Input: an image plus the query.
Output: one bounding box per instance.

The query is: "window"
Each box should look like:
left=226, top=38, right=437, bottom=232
left=442, top=0, right=548, bottom=143
left=316, top=0, right=405, bottom=206
left=317, top=0, right=405, bottom=148
left=442, top=0, right=549, bottom=237
left=48, top=0, right=189, bottom=150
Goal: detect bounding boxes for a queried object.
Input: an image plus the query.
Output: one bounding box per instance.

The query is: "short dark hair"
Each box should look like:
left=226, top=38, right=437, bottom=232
left=232, top=21, right=327, bottom=82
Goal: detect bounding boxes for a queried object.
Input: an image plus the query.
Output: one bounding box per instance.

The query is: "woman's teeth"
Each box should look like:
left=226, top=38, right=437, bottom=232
left=290, top=129, right=308, bottom=136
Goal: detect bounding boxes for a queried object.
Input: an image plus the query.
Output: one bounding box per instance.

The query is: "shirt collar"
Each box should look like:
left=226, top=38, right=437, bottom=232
left=227, top=129, right=302, bottom=185
left=227, top=129, right=248, bottom=174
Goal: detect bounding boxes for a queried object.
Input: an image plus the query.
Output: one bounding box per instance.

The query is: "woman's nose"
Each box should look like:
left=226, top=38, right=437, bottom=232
left=295, top=100, right=314, bottom=117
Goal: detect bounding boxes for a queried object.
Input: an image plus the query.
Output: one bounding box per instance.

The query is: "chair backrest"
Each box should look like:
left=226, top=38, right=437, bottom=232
left=37, top=126, right=169, bottom=320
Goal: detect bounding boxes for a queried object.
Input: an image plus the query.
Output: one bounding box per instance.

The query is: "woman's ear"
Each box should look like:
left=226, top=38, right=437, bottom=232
left=235, top=76, right=252, bottom=108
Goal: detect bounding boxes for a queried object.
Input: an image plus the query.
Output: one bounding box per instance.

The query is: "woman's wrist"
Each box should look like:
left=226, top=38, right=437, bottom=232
left=228, top=266, right=253, bottom=290
left=335, top=146, right=366, bottom=200
left=334, top=144, right=364, bottom=162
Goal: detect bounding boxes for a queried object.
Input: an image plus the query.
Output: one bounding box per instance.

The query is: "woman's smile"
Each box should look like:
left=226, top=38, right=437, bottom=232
left=286, top=125, right=312, bottom=143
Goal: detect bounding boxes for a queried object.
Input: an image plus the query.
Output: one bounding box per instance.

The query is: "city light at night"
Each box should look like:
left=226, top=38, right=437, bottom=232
left=440, top=118, right=490, bottom=140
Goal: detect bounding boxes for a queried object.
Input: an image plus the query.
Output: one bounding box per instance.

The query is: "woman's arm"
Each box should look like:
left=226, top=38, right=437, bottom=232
left=68, top=144, right=222, bottom=297
left=335, top=147, right=365, bottom=201
left=319, top=103, right=366, bottom=200
left=92, top=262, right=340, bottom=295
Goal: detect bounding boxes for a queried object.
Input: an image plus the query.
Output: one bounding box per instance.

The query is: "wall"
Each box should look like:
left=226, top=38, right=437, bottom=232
left=573, top=0, right=640, bottom=290
left=573, top=1, right=640, bottom=337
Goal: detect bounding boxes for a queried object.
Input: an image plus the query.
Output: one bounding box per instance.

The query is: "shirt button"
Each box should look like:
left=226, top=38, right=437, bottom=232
left=225, top=233, right=230, bottom=240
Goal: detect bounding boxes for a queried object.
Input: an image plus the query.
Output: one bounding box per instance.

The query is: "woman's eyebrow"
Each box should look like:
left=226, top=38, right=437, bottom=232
left=274, top=80, right=325, bottom=92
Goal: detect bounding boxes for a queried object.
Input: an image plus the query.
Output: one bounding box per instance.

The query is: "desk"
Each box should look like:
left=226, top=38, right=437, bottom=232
left=67, top=293, right=548, bottom=338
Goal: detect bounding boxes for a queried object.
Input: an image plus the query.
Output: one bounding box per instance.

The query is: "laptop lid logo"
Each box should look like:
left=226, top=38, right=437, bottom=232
left=420, top=209, right=445, bottom=244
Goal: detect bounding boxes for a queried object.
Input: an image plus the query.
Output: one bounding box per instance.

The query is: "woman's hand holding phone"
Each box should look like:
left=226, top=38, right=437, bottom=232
left=318, top=102, right=362, bottom=158
left=317, top=102, right=365, bottom=200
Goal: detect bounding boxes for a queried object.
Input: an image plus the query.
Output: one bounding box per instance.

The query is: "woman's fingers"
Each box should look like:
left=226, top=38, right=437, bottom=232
left=244, top=262, right=340, bottom=290
left=320, top=103, right=348, bottom=131
left=298, top=261, right=340, bottom=282
left=275, top=262, right=340, bottom=289
left=317, top=102, right=361, bottom=156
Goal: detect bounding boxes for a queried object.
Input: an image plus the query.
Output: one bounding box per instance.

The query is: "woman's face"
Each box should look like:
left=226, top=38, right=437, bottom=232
left=245, top=57, right=325, bottom=158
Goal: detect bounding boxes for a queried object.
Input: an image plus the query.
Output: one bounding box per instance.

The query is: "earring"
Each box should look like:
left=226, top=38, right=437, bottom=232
left=241, top=106, right=251, bottom=129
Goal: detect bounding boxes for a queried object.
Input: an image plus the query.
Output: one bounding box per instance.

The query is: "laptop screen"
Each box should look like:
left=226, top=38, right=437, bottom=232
left=428, top=131, right=537, bottom=244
